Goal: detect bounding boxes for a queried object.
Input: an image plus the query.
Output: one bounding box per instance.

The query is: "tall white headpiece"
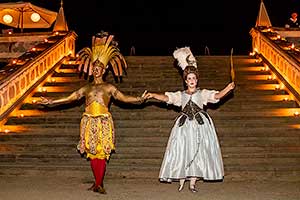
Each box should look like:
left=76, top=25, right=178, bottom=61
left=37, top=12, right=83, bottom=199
left=173, top=47, right=197, bottom=70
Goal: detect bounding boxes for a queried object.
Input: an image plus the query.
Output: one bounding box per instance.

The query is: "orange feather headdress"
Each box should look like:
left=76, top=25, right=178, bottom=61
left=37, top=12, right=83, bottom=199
left=76, top=31, right=127, bottom=82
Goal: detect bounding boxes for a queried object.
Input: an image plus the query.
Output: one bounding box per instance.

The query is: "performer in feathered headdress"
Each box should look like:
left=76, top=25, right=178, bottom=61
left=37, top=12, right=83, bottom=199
left=144, top=47, right=235, bottom=192
left=76, top=30, right=127, bottom=82
left=38, top=31, right=147, bottom=194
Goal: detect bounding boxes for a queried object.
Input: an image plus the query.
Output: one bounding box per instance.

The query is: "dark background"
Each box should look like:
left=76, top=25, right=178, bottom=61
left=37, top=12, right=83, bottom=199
left=2, top=0, right=300, bottom=56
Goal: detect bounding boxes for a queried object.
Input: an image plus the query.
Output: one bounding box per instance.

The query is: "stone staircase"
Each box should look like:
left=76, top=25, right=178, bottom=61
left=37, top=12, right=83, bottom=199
left=0, top=55, right=299, bottom=181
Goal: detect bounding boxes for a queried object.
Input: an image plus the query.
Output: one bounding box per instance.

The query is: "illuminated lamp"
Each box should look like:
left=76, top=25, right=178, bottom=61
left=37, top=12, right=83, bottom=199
left=3, top=14, right=13, bottom=24
left=31, top=13, right=40, bottom=22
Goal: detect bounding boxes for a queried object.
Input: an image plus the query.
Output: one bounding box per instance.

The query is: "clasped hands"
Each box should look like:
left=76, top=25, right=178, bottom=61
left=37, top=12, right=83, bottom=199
left=137, top=90, right=154, bottom=103
left=138, top=90, right=156, bottom=103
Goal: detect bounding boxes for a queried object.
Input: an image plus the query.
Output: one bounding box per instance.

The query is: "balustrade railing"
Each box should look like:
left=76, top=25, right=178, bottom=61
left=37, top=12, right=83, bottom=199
left=250, top=27, right=300, bottom=104
left=0, top=31, right=77, bottom=120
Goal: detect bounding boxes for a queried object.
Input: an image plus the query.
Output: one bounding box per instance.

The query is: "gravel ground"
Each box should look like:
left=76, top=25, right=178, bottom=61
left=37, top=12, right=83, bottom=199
left=0, top=175, right=299, bottom=200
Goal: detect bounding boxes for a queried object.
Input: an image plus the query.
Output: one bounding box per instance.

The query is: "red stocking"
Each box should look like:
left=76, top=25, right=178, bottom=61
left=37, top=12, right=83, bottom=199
left=97, top=159, right=106, bottom=187
left=91, top=158, right=106, bottom=188
left=90, top=159, right=97, bottom=186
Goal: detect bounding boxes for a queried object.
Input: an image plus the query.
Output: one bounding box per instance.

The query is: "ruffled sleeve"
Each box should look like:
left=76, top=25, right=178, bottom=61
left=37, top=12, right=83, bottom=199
left=201, top=89, right=219, bottom=105
left=165, top=91, right=182, bottom=107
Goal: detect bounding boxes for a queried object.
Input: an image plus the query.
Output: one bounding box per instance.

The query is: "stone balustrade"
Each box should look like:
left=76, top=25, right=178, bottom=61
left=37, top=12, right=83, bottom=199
left=0, top=31, right=77, bottom=120
left=250, top=27, right=300, bottom=103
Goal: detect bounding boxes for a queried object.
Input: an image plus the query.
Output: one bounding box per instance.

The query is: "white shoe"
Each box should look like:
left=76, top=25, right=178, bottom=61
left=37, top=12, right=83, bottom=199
left=178, top=184, right=184, bottom=192
left=189, top=185, right=198, bottom=193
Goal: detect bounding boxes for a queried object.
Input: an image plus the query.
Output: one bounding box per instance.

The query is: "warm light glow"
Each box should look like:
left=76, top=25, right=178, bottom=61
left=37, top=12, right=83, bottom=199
left=44, top=39, right=48, bottom=43
left=59, top=68, right=76, bottom=73
left=280, top=84, right=285, bottom=90
left=11, top=108, right=47, bottom=117
left=252, top=84, right=282, bottom=90
left=1, top=125, right=29, bottom=133
left=3, top=14, right=13, bottom=24
left=269, top=108, right=300, bottom=117
left=267, top=75, right=272, bottom=80
left=291, top=43, right=295, bottom=49
left=283, top=97, right=289, bottom=101
left=31, top=47, right=36, bottom=51
left=39, top=86, right=74, bottom=93
left=55, top=32, right=59, bottom=35
left=32, top=99, right=37, bottom=104
left=12, top=59, right=17, bottom=64
left=245, top=75, right=273, bottom=80
left=275, top=85, right=280, bottom=90
left=294, top=111, right=299, bottom=117
left=277, top=35, right=281, bottom=39
left=31, top=13, right=40, bottom=22
left=239, top=66, right=264, bottom=72
left=45, top=77, right=76, bottom=83
left=265, top=66, right=269, bottom=71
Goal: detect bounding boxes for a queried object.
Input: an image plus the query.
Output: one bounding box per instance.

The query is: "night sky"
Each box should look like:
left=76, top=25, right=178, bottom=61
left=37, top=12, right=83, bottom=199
left=2, top=0, right=300, bottom=56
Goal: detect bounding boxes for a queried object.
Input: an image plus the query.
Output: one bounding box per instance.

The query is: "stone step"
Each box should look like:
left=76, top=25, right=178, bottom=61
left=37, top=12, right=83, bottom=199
left=0, top=164, right=299, bottom=181
left=1, top=150, right=299, bottom=166
left=5, top=110, right=299, bottom=124
left=1, top=126, right=299, bottom=138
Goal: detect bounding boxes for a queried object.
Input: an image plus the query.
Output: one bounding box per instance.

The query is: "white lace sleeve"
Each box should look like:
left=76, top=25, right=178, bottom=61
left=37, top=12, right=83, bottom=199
left=201, top=89, right=219, bottom=105
left=164, top=91, right=182, bottom=107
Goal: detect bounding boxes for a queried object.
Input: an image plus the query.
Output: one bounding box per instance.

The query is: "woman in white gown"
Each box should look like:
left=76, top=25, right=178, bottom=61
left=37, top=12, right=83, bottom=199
left=144, top=47, right=235, bottom=192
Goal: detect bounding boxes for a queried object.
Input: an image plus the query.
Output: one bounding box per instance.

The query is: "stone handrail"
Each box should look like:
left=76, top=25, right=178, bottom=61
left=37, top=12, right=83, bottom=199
left=0, top=31, right=77, bottom=120
left=250, top=27, right=300, bottom=103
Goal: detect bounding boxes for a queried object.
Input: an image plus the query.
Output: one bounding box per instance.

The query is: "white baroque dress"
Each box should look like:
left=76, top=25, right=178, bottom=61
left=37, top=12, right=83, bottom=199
left=159, top=89, right=224, bottom=182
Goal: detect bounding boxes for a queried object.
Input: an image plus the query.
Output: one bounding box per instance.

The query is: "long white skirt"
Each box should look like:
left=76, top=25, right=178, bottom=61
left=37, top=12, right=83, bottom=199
left=159, top=114, right=224, bottom=182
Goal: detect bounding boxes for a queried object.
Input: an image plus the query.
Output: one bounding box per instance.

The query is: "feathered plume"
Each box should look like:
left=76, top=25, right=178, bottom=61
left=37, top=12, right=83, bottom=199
left=173, top=47, right=197, bottom=70
left=76, top=31, right=127, bottom=82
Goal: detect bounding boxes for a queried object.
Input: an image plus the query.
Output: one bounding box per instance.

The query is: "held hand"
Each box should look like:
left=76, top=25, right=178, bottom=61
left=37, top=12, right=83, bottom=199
left=141, top=90, right=148, bottom=99
left=143, top=92, right=154, bottom=100
left=137, top=90, right=148, bottom=104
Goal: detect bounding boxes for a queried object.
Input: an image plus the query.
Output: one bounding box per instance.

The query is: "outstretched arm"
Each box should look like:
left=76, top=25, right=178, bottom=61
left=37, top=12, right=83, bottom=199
left=144, top=92, right=169, bottom=102
left=214, top=82, right=235, bottom=100
left=111, top=86, right=147, bottom=104
left=38, top=87, right=85, bottom=105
